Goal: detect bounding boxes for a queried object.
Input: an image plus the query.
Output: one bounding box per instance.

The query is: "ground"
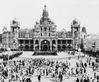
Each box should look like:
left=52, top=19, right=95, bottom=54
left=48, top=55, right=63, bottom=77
left=14, top=51, right=84, bottom=59
left=11, top=51, right=96, bottom=82
left=1, top=51, right=98, bottom=82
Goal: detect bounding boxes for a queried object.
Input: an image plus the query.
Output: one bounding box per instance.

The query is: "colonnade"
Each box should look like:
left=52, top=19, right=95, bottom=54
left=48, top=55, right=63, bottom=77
left=18, top=39, right=73, bottom=51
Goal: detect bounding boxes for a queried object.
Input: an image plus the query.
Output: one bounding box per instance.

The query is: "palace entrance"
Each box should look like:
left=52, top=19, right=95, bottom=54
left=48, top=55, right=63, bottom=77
left=41, top=40, right=50, bottom=51
left=33, top=40, right=57, bottom=55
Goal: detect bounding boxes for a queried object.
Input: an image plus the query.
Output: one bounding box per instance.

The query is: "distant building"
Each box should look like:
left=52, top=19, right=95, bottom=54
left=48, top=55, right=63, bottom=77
left=0, top=34, right=2, bottom=48
left=2, top=5, right=86, bottom=52
left=84, top=34, right=99, bottom=51
left=2, top=26, right=14, bottom=49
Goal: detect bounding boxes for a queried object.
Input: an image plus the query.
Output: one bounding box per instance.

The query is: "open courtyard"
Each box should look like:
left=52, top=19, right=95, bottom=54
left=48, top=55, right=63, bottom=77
left=0, top=51, right=98, bottom=82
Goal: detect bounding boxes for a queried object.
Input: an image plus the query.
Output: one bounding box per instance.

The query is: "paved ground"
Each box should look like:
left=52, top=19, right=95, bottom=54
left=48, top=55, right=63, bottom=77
left=0, top=51, right=98, bottom=82
left=15, top=51, right=84, bottom=59
left=11, top=51, right=96, bottom=82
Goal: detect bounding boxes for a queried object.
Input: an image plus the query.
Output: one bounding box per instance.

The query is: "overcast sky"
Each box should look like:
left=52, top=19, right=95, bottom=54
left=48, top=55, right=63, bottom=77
left=0, top=0, right=99, bottom=34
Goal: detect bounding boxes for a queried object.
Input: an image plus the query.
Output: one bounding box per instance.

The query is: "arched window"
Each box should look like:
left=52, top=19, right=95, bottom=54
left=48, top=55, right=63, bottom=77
left=58, top=45, right=61, bottom=51
left=52, top=40, right=56, bottom=44
left=30, top=40, right=33, bottom=44
left=57, top=40, right=61, bottom=44
left=25, top=40, right=29, bottom=44
left=44, top=27, right=47, bottom=31
left=35, top=40, right=39, bottom=44
left=62, top=45, right=66, bottom=51
left=62, top=40, right=66, bottom=44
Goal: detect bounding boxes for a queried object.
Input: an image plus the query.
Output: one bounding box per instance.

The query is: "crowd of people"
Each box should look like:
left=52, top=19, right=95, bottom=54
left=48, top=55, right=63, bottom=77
left=0, top=54, right=99, bottom=82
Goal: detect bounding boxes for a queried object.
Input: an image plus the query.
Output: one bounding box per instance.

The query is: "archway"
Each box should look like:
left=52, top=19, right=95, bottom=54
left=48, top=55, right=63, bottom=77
left=30, top=45, right=33, bottom=51
left=52, top=40, right=56, bottom=44
left=20, top=45, right=23, bottom=51
left=41, top=40, right=50, bottom=51
left=35, top=40, right=39, bottom=44
left=62, top=45, right=66, bottom=51
left=24, top=45, right=29, bottom=51
left=43, top=45, right=48, bottom=51
left=68, top=44, right=72, bottom=51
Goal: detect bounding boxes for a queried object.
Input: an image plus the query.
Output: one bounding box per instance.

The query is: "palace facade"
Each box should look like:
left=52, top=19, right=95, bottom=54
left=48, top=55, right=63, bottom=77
left=2, top=5, right=87, bottom=52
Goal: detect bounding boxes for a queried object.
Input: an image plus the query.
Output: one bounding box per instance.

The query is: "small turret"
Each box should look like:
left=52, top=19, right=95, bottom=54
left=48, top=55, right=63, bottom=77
left=71, top=19, right=81, bottom=50
left=72, top=19, right=78, bottom=25
left=71, top=19, right=80, bottom=30
left=82, top=27, right=86, bottom=33
left=71, top=19, right=80, bottom=36
left=10, top=18, right=20, bottom=33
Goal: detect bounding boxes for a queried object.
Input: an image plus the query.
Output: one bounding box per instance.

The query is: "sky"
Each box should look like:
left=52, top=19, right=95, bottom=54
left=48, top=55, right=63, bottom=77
left=0, top=0, right=99, bottom=34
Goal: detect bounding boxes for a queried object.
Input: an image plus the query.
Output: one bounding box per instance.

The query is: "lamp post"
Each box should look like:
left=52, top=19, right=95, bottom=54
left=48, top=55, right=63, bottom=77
left=7, top=47, right=10, bottom=78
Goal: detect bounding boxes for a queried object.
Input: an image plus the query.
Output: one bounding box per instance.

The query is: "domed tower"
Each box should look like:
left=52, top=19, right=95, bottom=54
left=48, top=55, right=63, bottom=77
left=80, top=27, right=87, bottom=50
left=10, top=18, right=20, bottom=33
left=10, top=18, right=20, bottom=49
left=71, top=19, right=80, bottom=34
left=71, top=19, right=80, bottom=50
left=82, top=27, right=86, bottom=33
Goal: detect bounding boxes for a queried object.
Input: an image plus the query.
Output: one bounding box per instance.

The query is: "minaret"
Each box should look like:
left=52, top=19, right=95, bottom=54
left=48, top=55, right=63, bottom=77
left=10, top=18, right=20, bottom=49
left=71, top=19, right=80, bottom=50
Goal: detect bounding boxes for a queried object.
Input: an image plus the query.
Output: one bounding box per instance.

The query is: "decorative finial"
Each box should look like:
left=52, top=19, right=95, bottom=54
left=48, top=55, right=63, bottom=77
left=44, top=5, right=47, bottom=10
left=42, top=5, right=48, bottom=18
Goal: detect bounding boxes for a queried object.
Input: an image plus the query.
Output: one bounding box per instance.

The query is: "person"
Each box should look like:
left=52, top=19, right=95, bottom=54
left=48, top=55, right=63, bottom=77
left=38, top=74, right=41, bottom=82
left=76, top=78, right=79, bottom=82
left=26, top=78, right=32, bottom=82
left=80, top=78, right=83, bottom=82
left=58, top=72, right=63, bottom=82
left=97, top=75, right=99, bottom=81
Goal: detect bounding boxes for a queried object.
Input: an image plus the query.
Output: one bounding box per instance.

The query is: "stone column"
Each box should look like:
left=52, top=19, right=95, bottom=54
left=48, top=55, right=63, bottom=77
left=34, top=39, right=35, bottom=51
left=66, top=40, right=67, bottom=51
left=50, top=39, right=52, bottom=51
left=32, top=40, right=33, bottom=46
left=39, top=39, right=41, bottom=51
left=71, top=40, right=73, bottom=50
left=23, top=40, right=25, bottom=51
left=61, top=40, right=62, bottom=51
left=56, top=39, right=57, bottom=51
left=29, top=40, right=30, bottom=45
left=73, top=38, right=75, bottom=49
left=29, top=40, right=30, bottom=50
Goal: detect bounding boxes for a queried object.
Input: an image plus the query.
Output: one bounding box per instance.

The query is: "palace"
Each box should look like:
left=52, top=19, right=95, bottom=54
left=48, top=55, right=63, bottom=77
left=2, top=5, right=87, bottom=52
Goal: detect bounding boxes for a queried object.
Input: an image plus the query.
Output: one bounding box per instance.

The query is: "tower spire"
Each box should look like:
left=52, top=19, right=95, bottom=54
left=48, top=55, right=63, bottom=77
left=44, top=5, right=47, bottom=10
left=42, top=5, right=49, bottom=18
